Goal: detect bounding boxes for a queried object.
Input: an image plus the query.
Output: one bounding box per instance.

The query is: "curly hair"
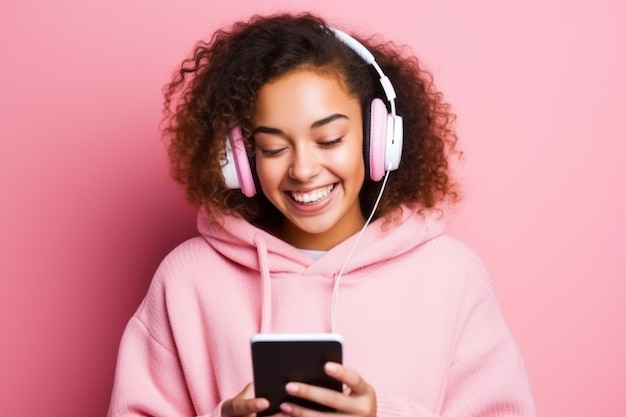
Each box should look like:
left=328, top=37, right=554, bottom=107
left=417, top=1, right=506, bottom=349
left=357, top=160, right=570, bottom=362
left=162, top=12, right=460, bottom=227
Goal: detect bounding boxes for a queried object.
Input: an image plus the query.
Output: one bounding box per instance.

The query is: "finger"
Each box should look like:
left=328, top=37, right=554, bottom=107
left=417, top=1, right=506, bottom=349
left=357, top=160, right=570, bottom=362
left=239, top=382, right=255, bottom=399
left=324, top=362, right=370, bottom=396
left=222, top=383, right=269, bottom=417
left=279, top=401, right=335, bottom=417
left=223, top=398, right=269, bottom=417
left=284, top=382, right=345, bottom=411
left=284, top=381, right=375, bottom=417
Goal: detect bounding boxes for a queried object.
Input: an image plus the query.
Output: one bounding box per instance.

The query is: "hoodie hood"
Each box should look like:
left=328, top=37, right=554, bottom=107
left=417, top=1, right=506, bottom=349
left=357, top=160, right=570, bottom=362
left=197, top=205, right=445, bottom=276
left=197, top=205, right=446, bottom=332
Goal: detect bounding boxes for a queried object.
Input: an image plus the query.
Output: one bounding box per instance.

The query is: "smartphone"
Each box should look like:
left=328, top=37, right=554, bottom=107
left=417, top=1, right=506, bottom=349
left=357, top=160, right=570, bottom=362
left=250, top=333, right=344, bottom=417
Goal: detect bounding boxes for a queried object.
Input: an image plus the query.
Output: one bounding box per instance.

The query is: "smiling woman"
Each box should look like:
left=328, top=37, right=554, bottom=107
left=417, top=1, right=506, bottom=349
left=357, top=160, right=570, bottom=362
left=162, top=16, right=458, bottom=226
left=106, top=12, right=536, bottom=417
left=252, top=69, right=366, bottom=249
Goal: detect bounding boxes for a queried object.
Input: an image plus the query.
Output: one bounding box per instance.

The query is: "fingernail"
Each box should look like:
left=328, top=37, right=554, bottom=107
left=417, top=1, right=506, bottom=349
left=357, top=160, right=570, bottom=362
left=256, top=399, right=269, bottom=410
left=280, top=403, right=293, bottom=414
left=325, top=362, right=339, bottom=373
left=285, top=382, right=299, bottom=394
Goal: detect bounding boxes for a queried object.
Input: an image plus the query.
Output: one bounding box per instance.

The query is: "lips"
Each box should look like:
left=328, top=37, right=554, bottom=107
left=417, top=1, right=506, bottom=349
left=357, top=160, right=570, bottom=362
left=289, top=184, right=335, bottom=204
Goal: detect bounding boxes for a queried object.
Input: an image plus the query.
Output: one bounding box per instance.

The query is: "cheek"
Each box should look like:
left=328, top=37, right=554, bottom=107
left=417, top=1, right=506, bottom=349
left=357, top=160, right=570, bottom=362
left=336, top=144, right=366, bottom=183
left=255, top=158, right=281, bottom=192
left=353, top=160, right=366, bottom=187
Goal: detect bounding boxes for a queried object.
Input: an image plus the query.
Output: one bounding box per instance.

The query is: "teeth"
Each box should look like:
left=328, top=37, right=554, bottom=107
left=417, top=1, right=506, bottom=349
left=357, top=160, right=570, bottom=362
left=290, top=185, right=334, bottom=204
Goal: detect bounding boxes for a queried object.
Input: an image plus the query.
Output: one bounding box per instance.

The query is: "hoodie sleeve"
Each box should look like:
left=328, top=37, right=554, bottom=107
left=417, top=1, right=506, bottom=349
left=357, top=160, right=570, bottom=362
left=376, top=261, right=536, bottom=417
left=106, top=267, right=223, bottom=417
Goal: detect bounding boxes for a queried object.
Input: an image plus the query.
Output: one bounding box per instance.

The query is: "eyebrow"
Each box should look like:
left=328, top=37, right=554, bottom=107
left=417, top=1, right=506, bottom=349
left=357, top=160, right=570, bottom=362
left=251, top=113, right=349, bottom=136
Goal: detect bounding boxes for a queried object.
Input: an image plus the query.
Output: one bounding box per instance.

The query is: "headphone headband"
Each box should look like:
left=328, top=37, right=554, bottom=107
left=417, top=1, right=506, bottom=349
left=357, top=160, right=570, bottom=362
left=328, top=28, right=398, bottom=115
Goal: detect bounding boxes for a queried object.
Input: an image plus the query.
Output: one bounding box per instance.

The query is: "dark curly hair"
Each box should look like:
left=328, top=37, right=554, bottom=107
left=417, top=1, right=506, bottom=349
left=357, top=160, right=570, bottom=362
left=162, top=12, right=460, bottom=227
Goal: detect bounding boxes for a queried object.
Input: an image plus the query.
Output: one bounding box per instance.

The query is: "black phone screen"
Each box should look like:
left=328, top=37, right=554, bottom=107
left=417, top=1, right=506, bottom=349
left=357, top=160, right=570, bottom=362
left=251, top=334, right=343, bottom=417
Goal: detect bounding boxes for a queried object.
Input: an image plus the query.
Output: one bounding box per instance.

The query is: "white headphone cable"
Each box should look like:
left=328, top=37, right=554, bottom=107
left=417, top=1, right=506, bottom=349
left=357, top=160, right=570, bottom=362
left=330, top=169, right=391, bottom=333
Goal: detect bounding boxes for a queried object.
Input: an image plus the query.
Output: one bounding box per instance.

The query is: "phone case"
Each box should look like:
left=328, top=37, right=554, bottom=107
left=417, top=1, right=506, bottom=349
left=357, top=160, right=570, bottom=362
left=250, top=333, right=343, bottom=417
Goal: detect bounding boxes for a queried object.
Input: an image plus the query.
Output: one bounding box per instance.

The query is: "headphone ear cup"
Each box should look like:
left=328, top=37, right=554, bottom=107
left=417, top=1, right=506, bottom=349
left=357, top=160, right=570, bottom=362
left=367, top=98, right=389, bottom=182
left=223, top=125, right=257, bottom=197
left=362, top=103, right=372, bottom=180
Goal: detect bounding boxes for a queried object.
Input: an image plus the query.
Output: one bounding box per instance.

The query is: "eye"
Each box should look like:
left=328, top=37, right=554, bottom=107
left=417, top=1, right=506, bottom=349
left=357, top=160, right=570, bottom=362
left=258, top=147, right=286, bottom=157
left=318, top=138, right=343, bottom=148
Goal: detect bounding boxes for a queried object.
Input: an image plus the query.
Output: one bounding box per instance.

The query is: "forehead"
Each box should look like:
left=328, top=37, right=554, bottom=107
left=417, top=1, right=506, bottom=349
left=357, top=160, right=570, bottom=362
left=253, top=68, right=360, bottom=126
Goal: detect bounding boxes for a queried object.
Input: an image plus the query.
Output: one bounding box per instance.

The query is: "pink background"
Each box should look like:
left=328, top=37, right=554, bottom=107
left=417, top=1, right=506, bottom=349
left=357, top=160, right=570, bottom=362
left=1, top=0, right=624, bottom=416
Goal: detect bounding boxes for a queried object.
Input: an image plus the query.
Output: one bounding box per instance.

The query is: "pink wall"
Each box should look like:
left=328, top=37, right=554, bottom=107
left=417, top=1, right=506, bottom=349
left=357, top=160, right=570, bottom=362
left=1, top=0, right=624, bottom=416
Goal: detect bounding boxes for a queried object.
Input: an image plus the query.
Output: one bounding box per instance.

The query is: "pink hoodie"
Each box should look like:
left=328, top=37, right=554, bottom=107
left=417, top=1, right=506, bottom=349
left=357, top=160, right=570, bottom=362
left=107, top=206, right=535, bottom=416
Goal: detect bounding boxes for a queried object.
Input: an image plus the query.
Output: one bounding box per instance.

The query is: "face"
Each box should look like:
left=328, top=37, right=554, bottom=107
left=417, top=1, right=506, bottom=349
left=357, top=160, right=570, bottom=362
left=252, top=68, right=366, bottom=250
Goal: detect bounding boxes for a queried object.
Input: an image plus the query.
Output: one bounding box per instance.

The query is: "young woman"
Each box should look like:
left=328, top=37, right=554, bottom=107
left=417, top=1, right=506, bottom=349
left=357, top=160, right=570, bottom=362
left=107, top=12, right=535, bottom=417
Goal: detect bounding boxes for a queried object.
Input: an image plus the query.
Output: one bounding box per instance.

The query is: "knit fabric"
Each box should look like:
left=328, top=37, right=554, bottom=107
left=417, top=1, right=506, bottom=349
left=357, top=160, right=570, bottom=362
left=107, top=206, right=535, bottom=416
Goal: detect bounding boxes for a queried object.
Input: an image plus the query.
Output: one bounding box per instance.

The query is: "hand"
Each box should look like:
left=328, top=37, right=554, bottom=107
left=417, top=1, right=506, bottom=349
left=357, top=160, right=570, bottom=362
left=279, top=362, right=376, bottom=417
left=221, top=382, right=270, bottom=417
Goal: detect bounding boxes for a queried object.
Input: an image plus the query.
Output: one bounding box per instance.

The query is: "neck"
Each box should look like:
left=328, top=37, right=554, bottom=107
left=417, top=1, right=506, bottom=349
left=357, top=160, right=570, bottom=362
left=276, top=215, right=366, bottom=250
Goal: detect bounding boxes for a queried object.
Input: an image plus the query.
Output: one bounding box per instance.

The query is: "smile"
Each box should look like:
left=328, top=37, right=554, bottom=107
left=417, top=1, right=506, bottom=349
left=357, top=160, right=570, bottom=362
left=289, top=184, right=335, bottom=204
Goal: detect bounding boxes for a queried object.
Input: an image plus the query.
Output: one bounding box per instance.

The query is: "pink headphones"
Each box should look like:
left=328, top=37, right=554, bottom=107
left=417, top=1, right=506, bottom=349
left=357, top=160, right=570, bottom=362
left=222, top=28, right=403, bottom=197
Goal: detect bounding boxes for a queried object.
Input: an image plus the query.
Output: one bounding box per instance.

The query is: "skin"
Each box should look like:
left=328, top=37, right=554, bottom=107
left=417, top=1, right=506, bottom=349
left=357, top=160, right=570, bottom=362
left=220, top=69, right=377, bottom=417
left=252, top=68, right=367, bottom=250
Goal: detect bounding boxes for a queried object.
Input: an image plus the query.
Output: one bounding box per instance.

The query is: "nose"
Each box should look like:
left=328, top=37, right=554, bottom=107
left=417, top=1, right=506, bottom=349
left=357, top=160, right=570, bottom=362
left=288, top=146, right=320, bottom=182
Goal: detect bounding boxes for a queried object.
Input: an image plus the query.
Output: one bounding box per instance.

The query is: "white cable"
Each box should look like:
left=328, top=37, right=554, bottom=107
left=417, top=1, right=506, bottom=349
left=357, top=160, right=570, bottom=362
left=330, top=169, right=391, bottom=333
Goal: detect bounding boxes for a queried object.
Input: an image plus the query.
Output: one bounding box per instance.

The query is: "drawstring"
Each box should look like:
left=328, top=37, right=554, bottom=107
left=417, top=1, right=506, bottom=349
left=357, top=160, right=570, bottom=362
left=253, top=170, right=390, bottom=334
left=254, top=235, right=272, bottom=333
